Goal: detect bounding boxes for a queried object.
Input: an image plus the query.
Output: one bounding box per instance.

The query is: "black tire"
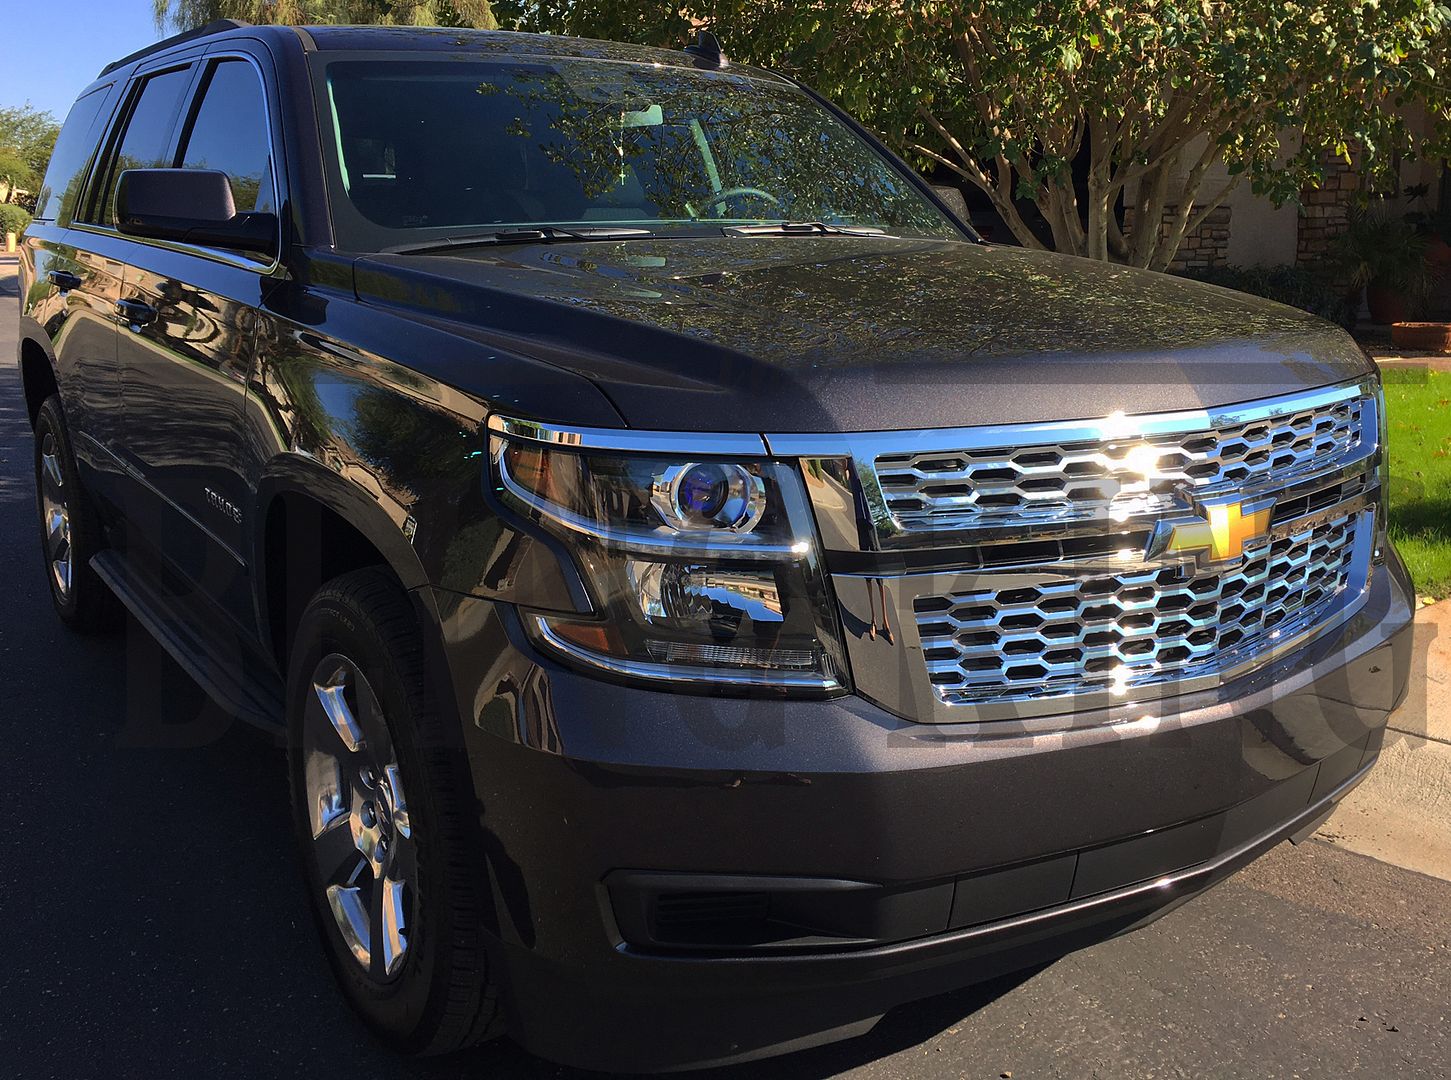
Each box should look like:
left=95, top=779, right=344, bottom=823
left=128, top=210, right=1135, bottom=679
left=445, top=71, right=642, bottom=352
left=33, top=395, right=124, bottom=633
left=286, top=568, right=505, bottom=1055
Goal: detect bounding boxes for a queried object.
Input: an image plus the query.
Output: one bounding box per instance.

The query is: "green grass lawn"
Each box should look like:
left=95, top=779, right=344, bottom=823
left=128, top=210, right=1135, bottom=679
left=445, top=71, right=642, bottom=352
left=1383, top=367, right=1451, bottom=599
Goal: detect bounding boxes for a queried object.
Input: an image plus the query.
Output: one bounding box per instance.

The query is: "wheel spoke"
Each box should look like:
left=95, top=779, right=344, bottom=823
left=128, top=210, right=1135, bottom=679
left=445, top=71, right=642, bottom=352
left=326, top=883, right=372, bottom=970
left=349, top=676, right=394, bottom=768
left=313, top=814, right=363, bottom=888
left=46, top=509, right=66, bottom=551
left=385, top=830, right=417, bottom=885
left=383, top=763, right=411, bottom=839
left=304, top=748, right=347, bottom=838
left=313, top=668, right=365, bottom=753
left=379, top=877, right=408, bottom=977
left=40, top=439, right=64, bottom=495
left=368, top=870, right=389, bottom=980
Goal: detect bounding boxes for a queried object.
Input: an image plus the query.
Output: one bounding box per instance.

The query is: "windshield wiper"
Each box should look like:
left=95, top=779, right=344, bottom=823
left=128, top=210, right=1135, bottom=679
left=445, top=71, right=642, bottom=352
left=721, top=222, right=888, bottom=238
left=386, top=225, right=657, bottom=255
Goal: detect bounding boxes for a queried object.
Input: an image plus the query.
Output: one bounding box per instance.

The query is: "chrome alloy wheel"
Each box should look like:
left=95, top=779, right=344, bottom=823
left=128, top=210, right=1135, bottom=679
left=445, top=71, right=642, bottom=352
left=303, top=655, right=416, bottom=980
left=38, top=433, right=73, bottom=601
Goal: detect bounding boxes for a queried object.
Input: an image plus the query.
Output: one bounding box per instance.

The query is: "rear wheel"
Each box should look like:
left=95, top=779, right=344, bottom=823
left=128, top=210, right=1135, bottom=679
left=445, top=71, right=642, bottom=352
left=287, top=569, right=505, bottom=1054
left=33, top=396, right=123, bottom=633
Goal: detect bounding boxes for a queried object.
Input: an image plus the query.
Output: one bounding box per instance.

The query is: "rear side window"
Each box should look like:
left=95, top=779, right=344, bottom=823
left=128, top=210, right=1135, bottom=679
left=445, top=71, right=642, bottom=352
left=90, top=65, right=193, bottom=225
left=33, top=86, right=112, bottom=225
left=177, top=60, right=275, bottom=214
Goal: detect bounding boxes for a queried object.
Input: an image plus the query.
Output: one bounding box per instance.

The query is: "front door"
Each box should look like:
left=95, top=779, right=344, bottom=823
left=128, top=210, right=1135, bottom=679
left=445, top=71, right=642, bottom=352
left=112, top=56, right=282, bottom=633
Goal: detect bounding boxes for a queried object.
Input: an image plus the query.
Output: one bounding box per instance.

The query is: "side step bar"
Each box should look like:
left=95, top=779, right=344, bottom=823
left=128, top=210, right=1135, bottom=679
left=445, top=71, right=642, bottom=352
left=90, top=550, right=287, bottom=739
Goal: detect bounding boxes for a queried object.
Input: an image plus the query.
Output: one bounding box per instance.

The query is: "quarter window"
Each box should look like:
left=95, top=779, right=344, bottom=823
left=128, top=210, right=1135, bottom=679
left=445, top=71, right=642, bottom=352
left=34, top=86, right=112, bottom=225
left=91, top=66, right=193, bottom=226
left=177, top=60, right=275, bottom=214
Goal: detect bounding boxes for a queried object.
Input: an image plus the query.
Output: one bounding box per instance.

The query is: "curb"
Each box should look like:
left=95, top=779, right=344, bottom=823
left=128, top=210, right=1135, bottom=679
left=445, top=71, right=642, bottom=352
left=1317, top=598, right=1451, bottom=880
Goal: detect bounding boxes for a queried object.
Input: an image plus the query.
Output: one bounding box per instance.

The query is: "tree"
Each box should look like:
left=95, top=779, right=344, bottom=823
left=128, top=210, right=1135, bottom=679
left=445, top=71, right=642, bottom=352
left=153, top=0, right=496, bottom=32
left=0, top=104, right=60, bottom=205
left=498, top=0, right=1451, bottom=270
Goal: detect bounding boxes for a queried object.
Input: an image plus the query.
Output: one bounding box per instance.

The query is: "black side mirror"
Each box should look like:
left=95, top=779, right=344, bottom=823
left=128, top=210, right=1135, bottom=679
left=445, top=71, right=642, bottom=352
left=116, top=168, right=278, bottom=257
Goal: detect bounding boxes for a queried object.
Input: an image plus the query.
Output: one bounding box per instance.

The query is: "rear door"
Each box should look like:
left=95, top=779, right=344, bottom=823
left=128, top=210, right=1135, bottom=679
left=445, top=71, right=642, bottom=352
left=22, top=81, right=122, bottom=501
left=111, top=52, right=283, bottom=632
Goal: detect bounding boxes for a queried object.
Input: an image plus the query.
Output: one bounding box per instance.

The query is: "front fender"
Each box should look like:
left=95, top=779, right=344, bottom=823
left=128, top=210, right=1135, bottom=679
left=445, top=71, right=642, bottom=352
left=244, top=290, right=586, bottom=629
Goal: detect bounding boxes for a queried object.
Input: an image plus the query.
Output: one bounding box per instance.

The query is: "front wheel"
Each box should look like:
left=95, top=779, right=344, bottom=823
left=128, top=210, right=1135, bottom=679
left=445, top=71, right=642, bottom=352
left=287, top=569, right=505, bottom=1054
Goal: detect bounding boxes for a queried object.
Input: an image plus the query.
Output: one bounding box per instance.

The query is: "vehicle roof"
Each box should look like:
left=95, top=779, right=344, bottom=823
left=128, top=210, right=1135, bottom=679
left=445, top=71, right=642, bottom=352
left=298, top=26, right=786, bottom=81
left=100, top=22, right=786, bottom=84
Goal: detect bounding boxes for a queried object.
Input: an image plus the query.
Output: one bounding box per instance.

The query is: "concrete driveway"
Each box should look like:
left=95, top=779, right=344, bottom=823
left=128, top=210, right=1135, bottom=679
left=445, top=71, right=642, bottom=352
left=1, top=255, right=1448, bottom=1079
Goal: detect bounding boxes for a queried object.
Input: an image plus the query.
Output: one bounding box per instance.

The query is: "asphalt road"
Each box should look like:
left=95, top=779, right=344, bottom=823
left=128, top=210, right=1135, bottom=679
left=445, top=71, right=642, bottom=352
left=2, top=259, right=1449, bottom=1080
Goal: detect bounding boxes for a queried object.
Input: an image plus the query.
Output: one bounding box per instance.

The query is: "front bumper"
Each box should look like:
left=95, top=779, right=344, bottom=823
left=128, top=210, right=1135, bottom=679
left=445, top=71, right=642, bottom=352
left=421, top=553, right=1415, bottom=1072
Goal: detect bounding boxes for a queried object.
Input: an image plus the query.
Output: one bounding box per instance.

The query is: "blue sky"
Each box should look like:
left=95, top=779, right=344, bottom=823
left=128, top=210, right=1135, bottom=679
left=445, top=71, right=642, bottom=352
left=1, top=1, right=164, bottom=121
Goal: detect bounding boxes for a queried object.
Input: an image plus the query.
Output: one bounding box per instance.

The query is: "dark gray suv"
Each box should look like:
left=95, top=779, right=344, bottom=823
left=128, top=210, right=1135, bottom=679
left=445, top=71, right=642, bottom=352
left=16, top=19, right=1413, bottom=1072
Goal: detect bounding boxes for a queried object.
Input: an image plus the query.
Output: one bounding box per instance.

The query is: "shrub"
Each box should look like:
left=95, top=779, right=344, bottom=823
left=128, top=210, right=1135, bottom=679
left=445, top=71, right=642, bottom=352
left=1183, top=265, right=1357, bottom=329
left=0, top=202, right=32, bottom=239
left=1331, top=208, right=1432, bottom=301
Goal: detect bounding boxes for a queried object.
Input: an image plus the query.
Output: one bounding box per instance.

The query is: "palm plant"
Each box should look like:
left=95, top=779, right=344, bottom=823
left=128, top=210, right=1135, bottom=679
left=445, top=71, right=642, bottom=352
left=1332, top=207, right=1433, bottom=323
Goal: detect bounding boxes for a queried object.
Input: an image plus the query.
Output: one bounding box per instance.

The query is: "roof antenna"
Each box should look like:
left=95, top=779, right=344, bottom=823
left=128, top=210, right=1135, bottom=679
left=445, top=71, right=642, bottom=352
left=683, top=30, right=728, bottom=69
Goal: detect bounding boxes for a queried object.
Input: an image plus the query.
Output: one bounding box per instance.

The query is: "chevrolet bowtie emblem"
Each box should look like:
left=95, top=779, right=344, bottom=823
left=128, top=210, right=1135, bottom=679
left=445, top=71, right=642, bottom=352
left=1145, top=494, right=1276, bottom=566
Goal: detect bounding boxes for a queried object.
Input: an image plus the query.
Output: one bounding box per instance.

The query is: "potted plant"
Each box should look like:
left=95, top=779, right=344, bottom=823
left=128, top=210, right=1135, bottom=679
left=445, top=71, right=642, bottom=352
left=1401, top=184, right=1451, bottom=271
left=1332, top=207, right=1432, bottom=324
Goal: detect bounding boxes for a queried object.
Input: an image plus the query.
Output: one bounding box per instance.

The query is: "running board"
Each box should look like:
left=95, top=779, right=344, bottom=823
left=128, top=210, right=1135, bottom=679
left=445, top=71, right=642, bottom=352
left=90, top=550, right=287, bottom=739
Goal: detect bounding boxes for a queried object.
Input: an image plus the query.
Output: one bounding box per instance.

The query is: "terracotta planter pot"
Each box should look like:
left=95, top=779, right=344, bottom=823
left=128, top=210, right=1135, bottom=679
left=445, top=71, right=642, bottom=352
left=1391, top=321, right=1451, bottom=354
left=1366, top=284, right=1408, bottom=325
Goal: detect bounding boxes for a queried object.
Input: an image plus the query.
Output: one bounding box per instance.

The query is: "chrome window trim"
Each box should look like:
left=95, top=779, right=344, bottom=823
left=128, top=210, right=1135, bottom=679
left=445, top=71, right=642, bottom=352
left=73, top=50, right=286, bottom=278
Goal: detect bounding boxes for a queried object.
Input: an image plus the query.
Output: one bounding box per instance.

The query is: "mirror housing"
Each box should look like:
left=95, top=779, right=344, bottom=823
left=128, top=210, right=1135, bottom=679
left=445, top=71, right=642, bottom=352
left=116, top=168, right=278, bottom=257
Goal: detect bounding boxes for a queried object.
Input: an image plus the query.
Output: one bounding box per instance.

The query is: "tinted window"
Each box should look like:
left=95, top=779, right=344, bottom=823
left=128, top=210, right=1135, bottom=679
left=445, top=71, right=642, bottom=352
left=320, top=59, right=957, bottom=249
left=34, top=86, right=112, bottom=225
left=178, top=60, right=275, bottom=214
left=92, top=66, right=192, bottom=225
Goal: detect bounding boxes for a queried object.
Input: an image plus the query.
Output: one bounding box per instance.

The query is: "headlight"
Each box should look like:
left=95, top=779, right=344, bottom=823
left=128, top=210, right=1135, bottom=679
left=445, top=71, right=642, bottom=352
left=488, top=416, right=849, bottom=692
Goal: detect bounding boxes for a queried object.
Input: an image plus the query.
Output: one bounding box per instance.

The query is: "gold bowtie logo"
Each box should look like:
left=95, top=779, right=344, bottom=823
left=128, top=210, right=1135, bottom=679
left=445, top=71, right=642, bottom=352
left=1146, top=495, right=1276, bottom=566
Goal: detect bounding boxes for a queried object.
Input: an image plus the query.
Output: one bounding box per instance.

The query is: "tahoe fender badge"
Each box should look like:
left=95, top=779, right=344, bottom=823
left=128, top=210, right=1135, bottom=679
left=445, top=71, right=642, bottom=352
left=204, top=487, right=243, bottom=525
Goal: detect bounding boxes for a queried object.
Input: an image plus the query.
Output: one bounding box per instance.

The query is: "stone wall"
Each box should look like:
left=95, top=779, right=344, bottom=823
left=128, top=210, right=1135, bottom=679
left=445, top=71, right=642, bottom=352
left=1124, top=203, right=1232, bottom=272
left=1297, top=153, right=1360, bottom=269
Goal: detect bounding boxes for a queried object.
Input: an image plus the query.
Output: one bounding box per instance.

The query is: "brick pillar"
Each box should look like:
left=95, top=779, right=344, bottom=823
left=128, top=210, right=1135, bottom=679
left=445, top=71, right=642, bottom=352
left=1124, top=203, right=1232, bottom=271
left=1297, top=153, right=1359, bottom=271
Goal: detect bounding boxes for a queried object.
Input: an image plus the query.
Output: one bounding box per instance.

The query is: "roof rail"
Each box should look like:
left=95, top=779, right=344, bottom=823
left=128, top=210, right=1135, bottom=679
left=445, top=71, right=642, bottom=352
left=99, top=19, right=251, bottom=77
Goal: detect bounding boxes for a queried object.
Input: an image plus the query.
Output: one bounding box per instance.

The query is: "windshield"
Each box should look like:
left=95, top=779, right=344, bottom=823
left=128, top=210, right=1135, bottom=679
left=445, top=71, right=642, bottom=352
left=316, top=56, right=962, bottom=249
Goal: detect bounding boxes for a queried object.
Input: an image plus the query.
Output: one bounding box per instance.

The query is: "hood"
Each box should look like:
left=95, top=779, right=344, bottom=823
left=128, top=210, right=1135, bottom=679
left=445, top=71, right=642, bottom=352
left=354, top=236, right=1373, bottom=433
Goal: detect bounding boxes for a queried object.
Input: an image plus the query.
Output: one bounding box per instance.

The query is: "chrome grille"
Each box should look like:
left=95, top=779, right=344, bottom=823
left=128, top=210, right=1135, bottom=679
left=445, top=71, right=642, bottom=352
left=875, top=392, right=1369, bottom=534
left=784, top=378, right=1383, bottom=723
left=914, top=511, right=1363, bottom=707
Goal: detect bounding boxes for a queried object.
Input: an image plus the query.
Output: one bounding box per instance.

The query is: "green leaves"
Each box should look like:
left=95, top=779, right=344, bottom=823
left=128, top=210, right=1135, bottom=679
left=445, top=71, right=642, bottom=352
left=153, top=0, right=499, bottom=31
left=0, top=105, right=59, bottom=202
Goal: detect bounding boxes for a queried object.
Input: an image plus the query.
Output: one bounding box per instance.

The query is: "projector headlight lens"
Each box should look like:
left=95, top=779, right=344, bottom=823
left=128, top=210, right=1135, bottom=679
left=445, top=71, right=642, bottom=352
left=654, top=462, right=766, bottom=533
left=488, top=417, right=848, bottom=692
